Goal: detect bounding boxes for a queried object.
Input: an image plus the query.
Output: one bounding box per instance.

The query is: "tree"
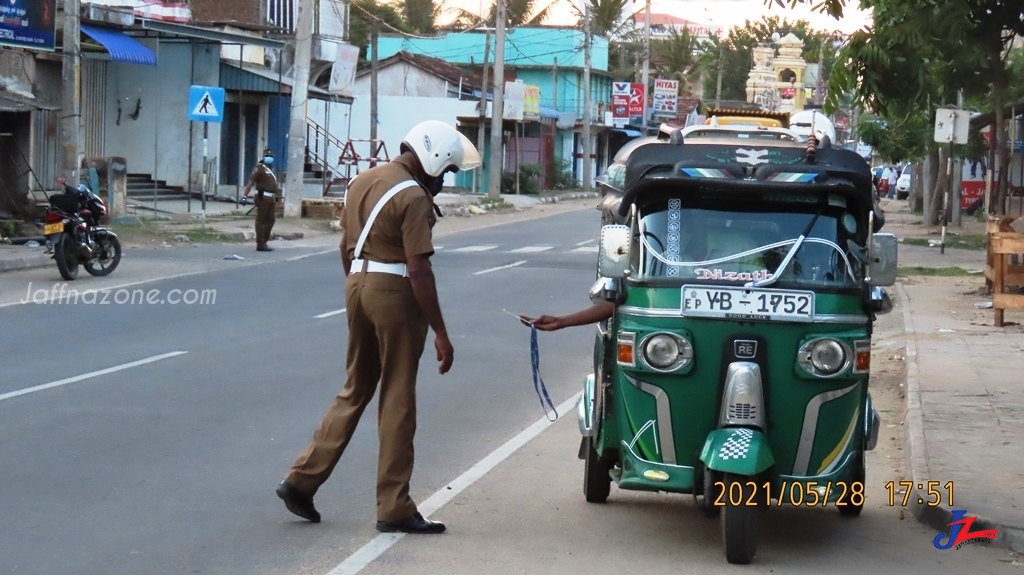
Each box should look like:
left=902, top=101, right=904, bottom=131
left=585, top=0, right=635, bottom=39
left=827, top=0, right=1023, bottom=216
left=453, top=0, right=555, bottom=28
left=401, top=0, right=440, bottom=34
left=651, top=27, right=708, bottom=95
left=348, top=0, right=411, bottom=61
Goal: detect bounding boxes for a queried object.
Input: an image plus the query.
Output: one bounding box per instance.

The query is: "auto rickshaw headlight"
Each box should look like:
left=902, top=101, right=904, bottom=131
left=641, top=333, right=693, bottom=371
left=798, top=338, right=850, bottom=376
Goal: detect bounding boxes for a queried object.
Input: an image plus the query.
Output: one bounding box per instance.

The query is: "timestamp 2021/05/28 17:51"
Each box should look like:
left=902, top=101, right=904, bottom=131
left=709, top=480, right=956, bottom=507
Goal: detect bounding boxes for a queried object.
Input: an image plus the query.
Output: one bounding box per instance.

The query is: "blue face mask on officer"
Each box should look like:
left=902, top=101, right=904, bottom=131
left=263, top=156, right=274, bottom=166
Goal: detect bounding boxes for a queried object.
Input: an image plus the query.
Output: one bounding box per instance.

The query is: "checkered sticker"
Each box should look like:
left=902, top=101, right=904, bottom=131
left=718, top=428, right=755, bottom=460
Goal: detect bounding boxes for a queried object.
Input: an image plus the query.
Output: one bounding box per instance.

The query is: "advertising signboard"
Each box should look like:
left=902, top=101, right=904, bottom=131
left=0, top=0, right=57, bottom=51
left=652, top=78, right=678, bottom=116
left=629, top=82, right=645, bottom=117
left=611, top=82, right=630, bottom=127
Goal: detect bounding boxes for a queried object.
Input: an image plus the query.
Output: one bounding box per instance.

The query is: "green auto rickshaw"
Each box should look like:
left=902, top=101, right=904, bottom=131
left=579, top=129, right=897, bottom=564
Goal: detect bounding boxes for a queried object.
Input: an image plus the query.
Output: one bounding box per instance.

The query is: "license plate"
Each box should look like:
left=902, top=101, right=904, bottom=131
left=681, top=285, right=815, bottom=322
left=43, top=222, right=63, bottom=235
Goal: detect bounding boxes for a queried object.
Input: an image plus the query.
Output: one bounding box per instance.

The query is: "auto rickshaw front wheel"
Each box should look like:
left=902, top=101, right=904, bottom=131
left=583, top=438, right=611, bottom=503
left=721, top=473, right=758, bottom=564
left=839, top=452, right=866, bottom=517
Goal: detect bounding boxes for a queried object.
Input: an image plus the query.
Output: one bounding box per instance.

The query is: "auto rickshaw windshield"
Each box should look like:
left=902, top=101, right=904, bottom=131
left=635, top=195, right=863, bottom=288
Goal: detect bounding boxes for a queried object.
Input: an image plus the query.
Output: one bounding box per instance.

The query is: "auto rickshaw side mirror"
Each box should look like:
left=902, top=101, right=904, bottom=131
left=866, top=232, right=898, bottom=286
left=870, top=286, right=894, bottom=315
left=589, top=276, right=626, bottom=305
left=598, top=224, right=631, bottom=279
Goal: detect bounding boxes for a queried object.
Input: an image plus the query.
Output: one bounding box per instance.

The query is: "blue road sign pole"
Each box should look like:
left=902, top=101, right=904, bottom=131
left=203, top=121, right=208, bottom=214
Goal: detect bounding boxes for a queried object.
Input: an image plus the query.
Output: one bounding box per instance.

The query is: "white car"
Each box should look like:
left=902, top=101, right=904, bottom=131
left=895, top=167, right=911, bottom=199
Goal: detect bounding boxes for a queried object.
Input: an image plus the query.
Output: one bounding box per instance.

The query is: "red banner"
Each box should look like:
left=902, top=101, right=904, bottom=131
left=629, top=83, right=645, bottom=117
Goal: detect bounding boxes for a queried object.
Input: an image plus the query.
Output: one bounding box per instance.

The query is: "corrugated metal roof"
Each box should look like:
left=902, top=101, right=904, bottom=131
left=80, top=24, right=158, bottom=66
left=219, top=61, right=354, bottom=103
left=220, top=62, right=283, bottom=93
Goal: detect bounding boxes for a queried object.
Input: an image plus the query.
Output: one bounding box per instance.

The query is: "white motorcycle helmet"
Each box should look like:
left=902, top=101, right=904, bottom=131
left=401, top=120, right=482, bottom=178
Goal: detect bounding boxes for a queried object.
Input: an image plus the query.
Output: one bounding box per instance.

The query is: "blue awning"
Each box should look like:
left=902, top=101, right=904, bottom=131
left=80, top=25, right=157, bottom=66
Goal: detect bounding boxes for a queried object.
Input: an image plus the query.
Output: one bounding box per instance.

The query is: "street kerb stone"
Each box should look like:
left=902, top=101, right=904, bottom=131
left=897, top=282, right=1024, bottom=554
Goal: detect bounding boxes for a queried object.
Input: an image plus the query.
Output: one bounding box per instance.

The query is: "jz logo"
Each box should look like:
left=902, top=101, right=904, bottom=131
left=933, top=510, right=999, bottom=550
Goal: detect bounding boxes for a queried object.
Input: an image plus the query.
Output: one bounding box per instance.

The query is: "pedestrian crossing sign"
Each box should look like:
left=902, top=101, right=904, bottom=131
left=188, top=85, right=225, bottom=123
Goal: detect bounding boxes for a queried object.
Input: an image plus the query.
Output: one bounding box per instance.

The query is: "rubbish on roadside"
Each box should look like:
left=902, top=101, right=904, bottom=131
left=173, top=234, right=191, bottom=243
left=224, top=254, right=244, bottom=260
left=968, top=269, right=984, bottom=274
left=24, top=240, right=40, bottom=247
left=975, top=301, right=994, bottom=309
left=938, top=328, right=955, bottom=333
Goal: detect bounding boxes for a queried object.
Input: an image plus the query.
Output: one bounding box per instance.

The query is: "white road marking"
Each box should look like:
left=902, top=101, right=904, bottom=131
left=509, top=246, right=553, bottom=253
left=472, top=260, right=527, bottom=275
left=325, top=393, right=581, bottom=575
left=575, top=239, right=596, bottom=246
left=571, top=245, right=600, bottom=253
left=0, top=351, right=189, bottom=403
left=314, top=308, right=347, bottom=319
left=451, top=245, right=498, bottom=252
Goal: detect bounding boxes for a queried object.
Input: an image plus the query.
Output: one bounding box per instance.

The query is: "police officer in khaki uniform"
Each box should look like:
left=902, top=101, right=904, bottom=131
left=243, top=148, right=279, bottom=252
left=276, top=121, right=481, bottom=534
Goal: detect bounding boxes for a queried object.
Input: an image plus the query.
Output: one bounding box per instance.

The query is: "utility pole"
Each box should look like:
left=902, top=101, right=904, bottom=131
left=641, top=0, right=651, bottom=129
left=582, top=4, right=592, bottom=192
left=714, top=42, right=724, bottom=108
left=487, top=0, right=506, bottom=199
left=370, top=20, right=379, bottom=167
left=476, top=30, right=490, bottom=195
left=283, top=0, right=314, bottom=218
left=61, top=0, right=81, bottom=182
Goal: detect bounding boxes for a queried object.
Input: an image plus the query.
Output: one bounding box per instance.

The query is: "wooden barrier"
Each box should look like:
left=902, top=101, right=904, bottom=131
left=985, top=215, right=1024, bottom=326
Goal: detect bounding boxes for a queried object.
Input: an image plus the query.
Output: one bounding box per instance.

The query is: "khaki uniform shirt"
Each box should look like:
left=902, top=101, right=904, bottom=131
left=251, top=163, right=279, bottom=195
left=342, top=155, right=436, bottom=264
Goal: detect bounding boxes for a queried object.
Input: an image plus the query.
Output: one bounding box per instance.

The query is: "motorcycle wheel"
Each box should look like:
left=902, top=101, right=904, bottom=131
left=85, top=235, right=122, bottom=276
left=54, top=235, right=79, bottom=281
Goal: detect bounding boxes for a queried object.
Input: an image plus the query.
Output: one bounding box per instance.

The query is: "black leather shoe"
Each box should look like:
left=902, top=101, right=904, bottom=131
left=376, top=512, right=445, bottom=534
left=257, top=245, right=274, bottom=252
left=276, top=481, right=320, bottom=523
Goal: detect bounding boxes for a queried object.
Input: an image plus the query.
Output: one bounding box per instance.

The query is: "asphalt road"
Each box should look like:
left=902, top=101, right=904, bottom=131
left=0, top=207, right=1019, bottom=575
left=0, top=209, right=602, bottom=575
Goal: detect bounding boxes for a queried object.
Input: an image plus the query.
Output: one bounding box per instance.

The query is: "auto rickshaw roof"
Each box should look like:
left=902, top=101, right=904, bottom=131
left=616, top=135, right=874, bottom=217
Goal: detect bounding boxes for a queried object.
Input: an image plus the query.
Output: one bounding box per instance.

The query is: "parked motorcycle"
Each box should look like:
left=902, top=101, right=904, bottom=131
left=42, top=180, right=122, bottom=281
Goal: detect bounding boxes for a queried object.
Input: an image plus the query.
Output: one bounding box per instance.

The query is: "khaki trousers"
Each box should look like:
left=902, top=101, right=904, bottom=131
left=286, top=271, right=429, bottom=522
left=255, top=193, right=276, bottom=247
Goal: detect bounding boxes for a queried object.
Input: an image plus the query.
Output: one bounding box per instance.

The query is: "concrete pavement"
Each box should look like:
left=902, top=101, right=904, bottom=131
left=879, top=200, right=1024, bottom=553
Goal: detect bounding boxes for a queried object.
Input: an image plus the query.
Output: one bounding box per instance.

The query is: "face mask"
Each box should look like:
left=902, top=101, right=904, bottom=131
left=263, top=156, right=274, bottom=165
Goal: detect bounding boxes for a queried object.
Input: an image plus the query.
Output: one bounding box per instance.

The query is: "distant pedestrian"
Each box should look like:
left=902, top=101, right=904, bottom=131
left=275, top=120, right=481, bottom=533
left=243, top=148, right=278, bottom=252
left=886, top=165, right=898, bottom=198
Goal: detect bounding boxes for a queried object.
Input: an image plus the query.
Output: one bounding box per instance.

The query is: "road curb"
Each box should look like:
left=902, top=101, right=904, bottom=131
left=896, top=282, right=1024, bottom=554
left=0, top=253, right=52, bottom=274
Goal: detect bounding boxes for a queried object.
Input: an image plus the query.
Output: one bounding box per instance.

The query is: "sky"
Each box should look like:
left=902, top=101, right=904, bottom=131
left=438, top=0, right=873, bottom=36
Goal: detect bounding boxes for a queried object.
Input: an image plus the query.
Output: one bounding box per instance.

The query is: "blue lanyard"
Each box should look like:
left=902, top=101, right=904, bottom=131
left=530, top=325, right=558, bottom=421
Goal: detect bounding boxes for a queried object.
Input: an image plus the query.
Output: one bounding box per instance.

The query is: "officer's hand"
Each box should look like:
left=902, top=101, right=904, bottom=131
left=520, top=314, right=561, bottom=331
left=435, top=332, right=454, bottom=374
